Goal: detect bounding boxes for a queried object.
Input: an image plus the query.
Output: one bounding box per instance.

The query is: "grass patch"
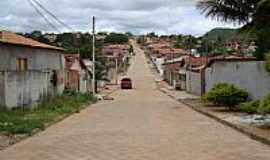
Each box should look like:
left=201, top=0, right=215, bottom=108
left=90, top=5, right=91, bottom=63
left=0, top=91, right=97, bottom=135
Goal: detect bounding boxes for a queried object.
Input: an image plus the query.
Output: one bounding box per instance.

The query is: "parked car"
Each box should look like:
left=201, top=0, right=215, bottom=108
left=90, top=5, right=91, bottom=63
left=121, top=78, right=132, bottom=89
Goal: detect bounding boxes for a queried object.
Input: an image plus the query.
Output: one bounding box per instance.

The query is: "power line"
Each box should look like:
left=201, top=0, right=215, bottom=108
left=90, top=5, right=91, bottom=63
left=27, top=0, right=61, bottom=32
left=31, top=0, right=74, bottom=31
left=0, top=25, right=8, bottom=31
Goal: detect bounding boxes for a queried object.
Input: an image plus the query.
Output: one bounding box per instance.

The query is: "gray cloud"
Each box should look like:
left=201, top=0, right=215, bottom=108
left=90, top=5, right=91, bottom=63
left=0, top=0, right=238, bottom=35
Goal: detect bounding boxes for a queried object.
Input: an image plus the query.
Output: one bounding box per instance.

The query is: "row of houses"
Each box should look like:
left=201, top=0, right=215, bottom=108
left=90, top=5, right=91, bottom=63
left=0, top=31, right=93, bottom=109
left=143, top=39, right=270, bottom=100
left=102, top=44, right=130, bottom=63
left=224, top=40, right=257, bottom=55
left=102, top=44, right=132, bottom=83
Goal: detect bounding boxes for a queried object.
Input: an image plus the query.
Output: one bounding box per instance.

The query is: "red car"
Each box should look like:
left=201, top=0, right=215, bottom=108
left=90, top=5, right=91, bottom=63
left=121, top=78, right=132, bottom=89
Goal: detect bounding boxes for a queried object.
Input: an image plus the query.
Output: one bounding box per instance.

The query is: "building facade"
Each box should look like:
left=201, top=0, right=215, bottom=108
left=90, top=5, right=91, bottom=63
left=0, top=31, right=65, bottom=109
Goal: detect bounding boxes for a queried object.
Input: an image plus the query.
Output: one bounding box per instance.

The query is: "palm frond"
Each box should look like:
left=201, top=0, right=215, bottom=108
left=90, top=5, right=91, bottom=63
left=197, top=0, right=256, bottom=24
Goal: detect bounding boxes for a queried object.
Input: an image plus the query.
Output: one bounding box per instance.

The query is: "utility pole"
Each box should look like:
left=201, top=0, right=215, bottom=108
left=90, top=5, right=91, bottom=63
left=92, top=16, right=96, bottom=96
left=115, top=58, right=118, bottom=85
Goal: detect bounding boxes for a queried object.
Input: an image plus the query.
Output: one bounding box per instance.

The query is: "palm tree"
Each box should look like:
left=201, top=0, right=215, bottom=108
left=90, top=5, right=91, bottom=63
left=196, top=0, right=268, bottom=27
left=254, top=0, right=270, bottom=27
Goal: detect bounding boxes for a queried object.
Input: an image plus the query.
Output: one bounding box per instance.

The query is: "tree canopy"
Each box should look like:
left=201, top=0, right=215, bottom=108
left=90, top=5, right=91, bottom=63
left=197, top=0, right=261, bottom=26
left=104, top=33, right=129, bottom=44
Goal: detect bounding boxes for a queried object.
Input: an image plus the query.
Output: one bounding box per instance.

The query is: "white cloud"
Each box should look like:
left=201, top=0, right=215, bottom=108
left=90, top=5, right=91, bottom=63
left=0, top=0, right=240, bottom=35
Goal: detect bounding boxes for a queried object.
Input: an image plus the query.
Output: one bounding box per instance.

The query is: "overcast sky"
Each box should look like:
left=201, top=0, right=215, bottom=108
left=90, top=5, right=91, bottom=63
left=0, top=0, right=239, bottom=35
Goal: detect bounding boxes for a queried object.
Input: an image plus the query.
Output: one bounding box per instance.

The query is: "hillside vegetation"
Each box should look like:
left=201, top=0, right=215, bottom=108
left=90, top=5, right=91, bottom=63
left=203, top=28, right=256, bottom=42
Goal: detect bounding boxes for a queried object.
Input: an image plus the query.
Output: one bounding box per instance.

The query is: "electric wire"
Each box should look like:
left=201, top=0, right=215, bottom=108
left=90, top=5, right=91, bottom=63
left=31, top=0, right=74, bottom=31
left=27, top=0, right=61, bottom=33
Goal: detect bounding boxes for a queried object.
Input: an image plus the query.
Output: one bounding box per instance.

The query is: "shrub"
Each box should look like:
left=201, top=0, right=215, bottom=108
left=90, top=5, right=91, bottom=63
left=240, top=100, right=260, bottom=114
left=258, top=94, right=270, bottom=115
left=204, top=83, right=248, bottom=110
left=265, top=52, right=270, bottom=73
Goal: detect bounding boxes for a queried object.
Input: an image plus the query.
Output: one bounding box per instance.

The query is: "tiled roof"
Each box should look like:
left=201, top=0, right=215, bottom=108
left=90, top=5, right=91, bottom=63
left=149, top=43, right=171, bottom=50
left=188, top=56, right=208, bottom=66
left=0, top=31, right=63, bottom=51
left=157, top=48, right=188, bottom=55
left=189, top=55, right=257, bottom=72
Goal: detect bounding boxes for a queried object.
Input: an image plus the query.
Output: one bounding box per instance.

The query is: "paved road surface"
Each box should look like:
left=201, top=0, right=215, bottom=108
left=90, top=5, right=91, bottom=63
left=0, top=42, right=270, bottom=160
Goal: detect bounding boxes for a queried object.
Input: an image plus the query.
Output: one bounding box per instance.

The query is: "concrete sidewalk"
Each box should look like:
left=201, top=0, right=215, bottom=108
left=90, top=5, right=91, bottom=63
left=157, top=81, right=200, bottom=100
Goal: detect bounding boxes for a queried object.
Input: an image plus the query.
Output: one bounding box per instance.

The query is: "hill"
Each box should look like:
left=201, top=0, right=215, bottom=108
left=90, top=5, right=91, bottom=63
left=203, top=28, right=238, bottom=41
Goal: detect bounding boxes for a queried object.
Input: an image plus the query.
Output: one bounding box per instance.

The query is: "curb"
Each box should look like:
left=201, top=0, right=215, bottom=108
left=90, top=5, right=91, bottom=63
left=180, top=100, right=270, bottom=147
left=160, top=89, right=270, bottom=147
left=104, top=88, right=119, bottom=97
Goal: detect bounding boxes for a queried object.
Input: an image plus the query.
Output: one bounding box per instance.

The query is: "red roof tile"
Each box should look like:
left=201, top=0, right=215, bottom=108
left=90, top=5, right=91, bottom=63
left=0, top=31, right=63, bottom=51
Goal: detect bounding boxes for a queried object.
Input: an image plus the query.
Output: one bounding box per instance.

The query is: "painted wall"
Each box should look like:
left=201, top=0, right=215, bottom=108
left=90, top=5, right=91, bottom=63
left=205, top=61, right=270, bottom=100
left=186, top=71, right=202, bottom=96
left=79, top=70, right=90, bottom=93
left=1, top=71, right=65, bottom=109
left=0, top=43, right=64, bottom=71
left=0, top=72, right=5, bottom=107
left=155, top=57, right=165, bottom=78
left=0, top=43, right=65, bottom=108
left=179, top=69, right=187, bottom=90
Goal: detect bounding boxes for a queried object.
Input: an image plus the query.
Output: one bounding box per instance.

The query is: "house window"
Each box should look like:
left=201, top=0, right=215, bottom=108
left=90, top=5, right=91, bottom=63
left=16, top=58, right=28, bottom=71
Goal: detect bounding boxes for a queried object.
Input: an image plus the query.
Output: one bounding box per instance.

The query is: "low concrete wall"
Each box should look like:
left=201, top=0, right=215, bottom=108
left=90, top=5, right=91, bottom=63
left=205, top=61, right=270, bottom=100
left=155, top=58, right=165, bottom=78
left=0, top=70, right=64, bottom=109
left=79, top=71, right=91, bottom=93
left=186, top=71, right=202, bottom=96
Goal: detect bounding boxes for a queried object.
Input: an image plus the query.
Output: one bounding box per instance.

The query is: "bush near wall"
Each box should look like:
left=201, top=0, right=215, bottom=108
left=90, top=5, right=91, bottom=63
left=240, top=94, right=270, bottom=115
left=203, top=83, right=248, bottom=110
left=240, top=100, right=260, bottom=114
left=0, top=91, right=97, bottom=135
left=265, top=53, right=270, bottom=73
left=258, top=94, right=270, bottom=115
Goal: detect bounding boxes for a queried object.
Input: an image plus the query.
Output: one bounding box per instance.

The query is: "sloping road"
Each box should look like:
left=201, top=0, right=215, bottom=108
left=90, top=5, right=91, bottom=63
left=0, top=42, right=270, bottom=160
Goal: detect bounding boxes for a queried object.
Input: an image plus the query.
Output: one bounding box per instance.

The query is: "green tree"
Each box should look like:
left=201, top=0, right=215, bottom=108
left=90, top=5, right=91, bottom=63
left=174, top=35, right=198, bottom=49
left=125, top=32, right=133, bottom=37
left=97, top=32, right=108, bottom=36
left=255, top=28, right=270, bottom=60
left=25, top=30, right=50, bottom=44
left=147, top=32, right=158, bottom=38
left=265, top=52, right=270, bottom=73
left=197, top=0, right=260, bottom=25
left=104, top=33, right=129, bottom=44
left=94, top=57, right=109, bottom=92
